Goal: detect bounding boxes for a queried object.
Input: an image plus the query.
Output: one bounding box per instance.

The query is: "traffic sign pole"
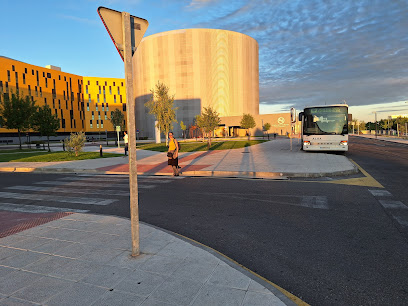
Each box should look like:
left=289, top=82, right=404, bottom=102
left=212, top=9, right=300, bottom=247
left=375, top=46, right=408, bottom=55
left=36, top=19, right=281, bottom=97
left=122, top=12, right=140, bottom=257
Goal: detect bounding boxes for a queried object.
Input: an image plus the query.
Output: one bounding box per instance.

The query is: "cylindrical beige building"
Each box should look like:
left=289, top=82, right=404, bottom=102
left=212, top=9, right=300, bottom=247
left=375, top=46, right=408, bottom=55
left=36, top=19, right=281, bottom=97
left=133, top=29, right=259, bottom=138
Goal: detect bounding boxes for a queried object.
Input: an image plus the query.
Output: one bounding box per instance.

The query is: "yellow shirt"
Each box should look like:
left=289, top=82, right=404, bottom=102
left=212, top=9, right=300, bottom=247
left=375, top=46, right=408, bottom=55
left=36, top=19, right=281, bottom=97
left=168, top=139, right=177, bottom=151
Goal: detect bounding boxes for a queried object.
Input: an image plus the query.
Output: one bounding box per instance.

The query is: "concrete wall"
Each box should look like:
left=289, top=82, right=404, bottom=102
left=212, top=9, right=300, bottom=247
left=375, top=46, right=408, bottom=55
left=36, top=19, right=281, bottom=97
left=132, top=29, right=259, bottom=138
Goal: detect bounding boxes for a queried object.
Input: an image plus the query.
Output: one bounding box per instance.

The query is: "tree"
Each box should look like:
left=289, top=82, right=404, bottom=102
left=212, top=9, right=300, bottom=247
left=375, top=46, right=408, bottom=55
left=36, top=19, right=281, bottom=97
left=31, top=105, right=60, bottom=151
left=196, top=107, right=221, bottom=148
left=263, top=122, right=271, bottom=139
left=64, top=131, right=86, bottom=157
left=0, top=92, right=36, bottom=149
left=145, top=81, right=178, bottom=145
left=180, top=121, right=186, bottom=139
left=240, top=113, right=256, bottom=140
left=109, top=109, right=125, bottom=131
left=195, top=114, right=205, bottom=142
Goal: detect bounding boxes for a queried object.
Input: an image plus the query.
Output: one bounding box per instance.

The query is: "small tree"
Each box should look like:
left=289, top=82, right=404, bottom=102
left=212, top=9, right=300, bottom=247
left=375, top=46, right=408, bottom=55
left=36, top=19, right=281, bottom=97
left=64, top=131, right=86, bottom=157
left=109, top=109, right=125, bottom=131
left=196, top=107, right=221, bottom=148
left=180, top=121, right=186, bottom=139
left=31, top=105, right=60, bottom=151
left=145, top=81, right=178, bottom=145
left=240, top=113, right=256, bottom=140
left=0, top=92, right=36, bottom=149
left=263, top=122, right=271, bottom=139
left=195, top=114, right=205, bottom=142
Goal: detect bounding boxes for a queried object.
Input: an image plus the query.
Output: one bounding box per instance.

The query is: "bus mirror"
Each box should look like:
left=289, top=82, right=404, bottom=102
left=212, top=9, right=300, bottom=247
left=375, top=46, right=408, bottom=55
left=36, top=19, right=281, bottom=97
left=299, top=112, right=304, bottom=121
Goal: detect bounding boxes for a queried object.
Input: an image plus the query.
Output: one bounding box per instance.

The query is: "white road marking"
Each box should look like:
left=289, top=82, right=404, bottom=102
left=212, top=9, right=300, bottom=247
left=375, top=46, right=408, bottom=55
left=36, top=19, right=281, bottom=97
left=379, top=200, right=407, bottom=210
left=0, top=202, right=88, bottom=213
left=34, top=181, right=129, bottom=188
left=0, top=192, right=117, bottom=206
left=56, top=177, right=128, bottom=182
left=300, top=196, right=329, bottom=209
left=369, top=190, right=392, bottom=197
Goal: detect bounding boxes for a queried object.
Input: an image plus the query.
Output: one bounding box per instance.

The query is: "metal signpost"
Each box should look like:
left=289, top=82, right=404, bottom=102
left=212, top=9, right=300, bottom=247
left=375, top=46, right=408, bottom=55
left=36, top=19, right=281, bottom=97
left=116, top=125, right=121, bottom=148
left=98, top=7, right=148, bottom=257
left=290, top=107, right=296, bottom=151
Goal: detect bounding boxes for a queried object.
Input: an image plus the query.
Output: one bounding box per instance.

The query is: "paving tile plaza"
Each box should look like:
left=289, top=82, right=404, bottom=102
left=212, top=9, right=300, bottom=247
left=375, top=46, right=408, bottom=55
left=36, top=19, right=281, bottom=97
left=0, top=138, right=358, bottom=178
left=0, top=213, right=294, bottom=305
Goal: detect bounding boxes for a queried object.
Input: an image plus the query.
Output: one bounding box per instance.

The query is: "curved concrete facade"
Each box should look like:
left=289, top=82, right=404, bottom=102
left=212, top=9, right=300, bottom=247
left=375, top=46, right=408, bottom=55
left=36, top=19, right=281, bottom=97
left=133, top=29, right=259, bottom=138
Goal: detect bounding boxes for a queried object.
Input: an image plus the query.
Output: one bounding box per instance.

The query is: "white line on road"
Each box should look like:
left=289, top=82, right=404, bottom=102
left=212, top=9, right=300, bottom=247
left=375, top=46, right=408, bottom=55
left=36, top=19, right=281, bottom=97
left=379, top=200, right=408, bottom=210
left=369, top=190, right=392, bottom=197
left=0, top=192, right=117, bottom=206
left=34, top=181, right=129, bottom=188
left=0, top=202, right=88, bottom=213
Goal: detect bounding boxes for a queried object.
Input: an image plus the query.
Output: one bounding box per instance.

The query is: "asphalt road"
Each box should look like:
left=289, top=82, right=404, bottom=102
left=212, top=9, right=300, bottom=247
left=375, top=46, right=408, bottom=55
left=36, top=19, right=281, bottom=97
left=0, top=137, right=407, bottom=305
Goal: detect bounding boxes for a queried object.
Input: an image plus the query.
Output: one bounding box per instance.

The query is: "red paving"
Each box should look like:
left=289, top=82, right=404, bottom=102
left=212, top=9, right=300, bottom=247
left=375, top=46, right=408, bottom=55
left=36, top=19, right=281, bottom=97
left=0, top=211, right=72, bottom=238
left=98, top=150, right=219, bottom=174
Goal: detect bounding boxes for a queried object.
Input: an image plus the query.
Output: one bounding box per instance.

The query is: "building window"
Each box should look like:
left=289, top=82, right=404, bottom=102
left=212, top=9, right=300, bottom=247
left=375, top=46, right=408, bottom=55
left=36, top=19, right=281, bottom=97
left=105, top=114, right=108, bottom=120
left=35, top=86, right=38, bottom=97
left=28, top=85, right=31, bottom=96
left=23, top=74, right=26, bottom=84
left=103, top=87, right=105, bottom=95
left=104, top=95, right=106, bottom=103
left=32, top=69, right=34, bottom=75
left=105, top=81, right=107, bottom=86
left=101, top=103, right=104, bottom=111
left=122, top=104, right=126, bottom=112
left=12, top=65, right=15, bottom=71
left=7, top=71, right=10, bottom=82
left=113, top=82, right=116, bottom=86
left=97, top=94, right=100, bottom=103
left=66, top=101, right=68, bottom=109
left=86, top=85, right=88, bottom=94
left=39, top=87, right=42, bottom=97
left=97, top=121, right=99, bottom=128
left=15, top=72, right=18, bottom=84
left=96, top=81, right=99, bottom=85
left=90, top=120, right=93, bottom=128
left=96, top=104, right=98, bottom=111
left=45, top=78, right=48, bottom=88
left=92, top=111, right=94, bottom=120
left=106, top=103, right=109, bottom=111
left=88, top=95, right=91, bottom=103
left=58, top=100, right=61, bottom=109
left=99, top=86, right=101, bottom=94
left=87, top=103, right=90, bottom=111
left=44, top=97, right=47, bottom=105
left=53, top=99, right=55, bottom=108
left=43, top=72, right=45, bottom=77
left=101, top=121, right=104, bottom=128
left=64, top=76, right=66, bottom=81
left=24, top=68, right=27, bottom=74
left=121, top=82, right=123, bottom=86
left=117, top=87, right=120, bottom=95
left=109, top=86, right=112, bottom=95
left=120, top=95, right=122, bottom=103
left=59, top=75, right=61, bottom=80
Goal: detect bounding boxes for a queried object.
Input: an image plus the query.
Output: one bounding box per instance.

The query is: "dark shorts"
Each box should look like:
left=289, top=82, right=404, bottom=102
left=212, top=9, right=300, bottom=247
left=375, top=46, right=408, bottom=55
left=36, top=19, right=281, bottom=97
left=168, top=157, right=178, bottom=167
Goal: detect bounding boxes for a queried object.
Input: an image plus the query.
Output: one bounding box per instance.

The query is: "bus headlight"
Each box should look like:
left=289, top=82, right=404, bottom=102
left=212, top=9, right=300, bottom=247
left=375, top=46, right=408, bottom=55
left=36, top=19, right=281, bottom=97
left=340, top=141, right=348, bottom=146
left=304, top=141, right=311, bottom=146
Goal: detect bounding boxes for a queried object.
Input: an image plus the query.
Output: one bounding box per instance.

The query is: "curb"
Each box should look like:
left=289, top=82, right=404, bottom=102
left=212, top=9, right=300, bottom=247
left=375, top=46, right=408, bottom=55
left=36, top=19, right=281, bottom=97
left=0, top=165, right=359, bottom=178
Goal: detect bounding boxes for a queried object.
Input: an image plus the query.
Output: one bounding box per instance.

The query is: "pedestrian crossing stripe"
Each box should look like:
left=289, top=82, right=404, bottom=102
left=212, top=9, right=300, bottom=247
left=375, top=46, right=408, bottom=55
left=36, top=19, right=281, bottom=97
left=0, top=192, right=117, bottom=206
left=0, top=203, right=89, bottom=213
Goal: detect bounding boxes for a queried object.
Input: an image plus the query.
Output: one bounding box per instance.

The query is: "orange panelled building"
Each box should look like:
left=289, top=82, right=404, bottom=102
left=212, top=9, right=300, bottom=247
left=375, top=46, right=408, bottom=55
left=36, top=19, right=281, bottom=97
left=0, top=56, right=126, bottom=135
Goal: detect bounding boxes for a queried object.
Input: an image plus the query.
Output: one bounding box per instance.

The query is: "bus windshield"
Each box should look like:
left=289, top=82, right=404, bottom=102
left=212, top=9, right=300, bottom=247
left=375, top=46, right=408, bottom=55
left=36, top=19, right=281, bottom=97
left=303, top=106, right=348, bottom=135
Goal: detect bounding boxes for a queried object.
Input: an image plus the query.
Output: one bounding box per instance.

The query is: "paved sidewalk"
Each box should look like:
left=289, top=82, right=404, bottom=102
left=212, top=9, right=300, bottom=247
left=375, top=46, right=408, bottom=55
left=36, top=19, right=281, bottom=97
left=0, top=139, right=357, bottom=178
left=0, top=213, right=295, bottom=306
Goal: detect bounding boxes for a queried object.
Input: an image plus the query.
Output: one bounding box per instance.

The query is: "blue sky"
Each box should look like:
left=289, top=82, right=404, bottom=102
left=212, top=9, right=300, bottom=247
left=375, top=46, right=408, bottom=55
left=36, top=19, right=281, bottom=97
left=1, top=0, right=407, bottom=122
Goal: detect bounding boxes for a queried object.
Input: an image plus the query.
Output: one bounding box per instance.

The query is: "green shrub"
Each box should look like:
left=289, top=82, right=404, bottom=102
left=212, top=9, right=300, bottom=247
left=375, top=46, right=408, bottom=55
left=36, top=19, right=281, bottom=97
left=64, top=131, right=86, bottom=156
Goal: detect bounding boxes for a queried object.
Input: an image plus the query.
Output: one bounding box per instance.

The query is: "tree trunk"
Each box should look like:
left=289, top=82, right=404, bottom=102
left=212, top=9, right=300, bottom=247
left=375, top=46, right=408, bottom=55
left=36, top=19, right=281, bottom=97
left=18, top=129, right=22, bottom=150
left=247, top=129, right=250, bottom=141
left=47, top=136, right=50, bottom=152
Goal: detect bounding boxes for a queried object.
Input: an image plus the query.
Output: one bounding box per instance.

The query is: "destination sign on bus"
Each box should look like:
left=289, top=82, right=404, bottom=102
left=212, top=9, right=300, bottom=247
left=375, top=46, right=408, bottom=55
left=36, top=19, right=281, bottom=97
left=309, top=107, right=345, bottom=113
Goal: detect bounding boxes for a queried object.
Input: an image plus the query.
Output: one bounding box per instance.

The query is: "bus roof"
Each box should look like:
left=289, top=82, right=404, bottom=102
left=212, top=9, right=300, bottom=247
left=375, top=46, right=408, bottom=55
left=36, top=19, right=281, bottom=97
left=304, top=104, right=348, bottom=109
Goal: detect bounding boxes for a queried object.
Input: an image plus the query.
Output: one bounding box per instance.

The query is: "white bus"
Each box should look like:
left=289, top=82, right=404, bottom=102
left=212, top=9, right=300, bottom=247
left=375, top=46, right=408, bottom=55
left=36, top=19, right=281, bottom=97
left=299, top=104, right=349, bottom=152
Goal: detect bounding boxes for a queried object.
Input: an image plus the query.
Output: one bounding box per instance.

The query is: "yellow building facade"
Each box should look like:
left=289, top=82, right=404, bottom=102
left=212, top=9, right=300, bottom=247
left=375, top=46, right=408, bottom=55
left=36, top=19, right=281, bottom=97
left=0, top=56, right=126, bottom=135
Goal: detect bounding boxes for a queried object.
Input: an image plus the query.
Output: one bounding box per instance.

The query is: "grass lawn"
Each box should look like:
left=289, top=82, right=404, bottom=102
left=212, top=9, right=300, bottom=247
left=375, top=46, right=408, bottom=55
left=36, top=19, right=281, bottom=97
left=137, top=140, right=267, bottom=152
left=0, top=149, right=47, bottom=154
left=0, top=151, right=123, bottom=162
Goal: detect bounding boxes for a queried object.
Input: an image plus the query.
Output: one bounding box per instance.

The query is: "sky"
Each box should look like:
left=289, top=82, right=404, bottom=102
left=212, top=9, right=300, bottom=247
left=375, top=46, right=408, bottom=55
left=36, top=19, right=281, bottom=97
left=1, top=0, right=407, bottom=122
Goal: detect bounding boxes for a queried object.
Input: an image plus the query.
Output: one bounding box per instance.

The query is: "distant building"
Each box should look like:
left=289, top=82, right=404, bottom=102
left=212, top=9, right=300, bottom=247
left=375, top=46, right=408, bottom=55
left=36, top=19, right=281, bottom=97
left=0, top=56, right=127, bottom=135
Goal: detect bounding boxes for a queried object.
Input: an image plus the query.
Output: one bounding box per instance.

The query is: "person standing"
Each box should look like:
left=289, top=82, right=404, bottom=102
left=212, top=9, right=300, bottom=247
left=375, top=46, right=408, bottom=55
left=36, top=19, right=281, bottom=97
left=167, top=132, right=179, bottom=176
left=123, top=131, right=129, bottom=156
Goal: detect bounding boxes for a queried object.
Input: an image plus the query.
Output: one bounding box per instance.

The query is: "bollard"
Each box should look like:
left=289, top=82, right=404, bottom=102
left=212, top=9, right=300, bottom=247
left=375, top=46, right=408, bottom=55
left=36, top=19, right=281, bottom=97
left=62, top=141, right=65, bottom=151
left=100, top=145, right=103, bottom=157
